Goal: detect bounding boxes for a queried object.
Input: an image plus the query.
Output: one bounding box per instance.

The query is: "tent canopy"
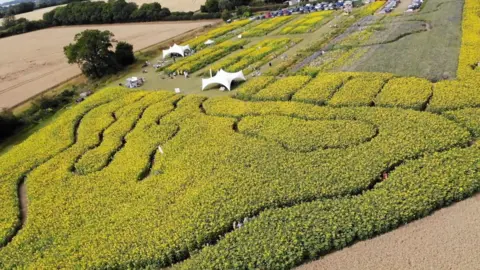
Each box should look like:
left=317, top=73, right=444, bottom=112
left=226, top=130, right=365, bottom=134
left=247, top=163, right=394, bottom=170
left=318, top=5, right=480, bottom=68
left=204, top=39, right=215, bottom=45
left=163, top=44, right=191, bottom=59
left=202, top=69, right=246, bottom=91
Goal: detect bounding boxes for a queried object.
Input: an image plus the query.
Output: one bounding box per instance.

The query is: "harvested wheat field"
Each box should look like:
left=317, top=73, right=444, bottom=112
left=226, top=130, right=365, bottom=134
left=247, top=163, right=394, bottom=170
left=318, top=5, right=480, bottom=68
left=298, top=194, right=480, bottom=270
left=6, top=0, right=203, bottom=22
left=0, top=21, right=215, bottom=109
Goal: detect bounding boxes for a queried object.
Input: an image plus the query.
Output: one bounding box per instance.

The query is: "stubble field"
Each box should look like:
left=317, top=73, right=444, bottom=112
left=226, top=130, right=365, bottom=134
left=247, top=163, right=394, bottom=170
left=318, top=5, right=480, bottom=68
left=0, top=20, right=214, bottom=109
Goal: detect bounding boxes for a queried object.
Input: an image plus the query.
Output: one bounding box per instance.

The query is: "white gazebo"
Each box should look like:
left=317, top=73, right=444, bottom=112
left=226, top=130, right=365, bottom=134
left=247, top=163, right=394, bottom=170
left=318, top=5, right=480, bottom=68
left=162, top=44, right=191, bottom=59
left=202, top=69, right=246, bottom=91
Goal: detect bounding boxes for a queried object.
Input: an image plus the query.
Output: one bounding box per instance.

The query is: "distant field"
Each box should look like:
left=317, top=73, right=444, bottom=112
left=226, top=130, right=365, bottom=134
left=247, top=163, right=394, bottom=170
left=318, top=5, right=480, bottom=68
left=3, top=0, right=204, bottom=22
left=0, top=21, right=214, bottom=109
left=347, top=0, right=464, bottom=80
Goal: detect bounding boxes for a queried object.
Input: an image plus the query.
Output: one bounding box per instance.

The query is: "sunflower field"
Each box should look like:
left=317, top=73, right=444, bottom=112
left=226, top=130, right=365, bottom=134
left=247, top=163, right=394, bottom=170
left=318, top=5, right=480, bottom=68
left=187, top=19, right=252, bottom=50
left=0, top=0, right=479, bottom=269
left=242, top=16, right=294, bottom=37
left=279, top=11, right=334, bottom=34
left=164, top=39, right=248, bottom=74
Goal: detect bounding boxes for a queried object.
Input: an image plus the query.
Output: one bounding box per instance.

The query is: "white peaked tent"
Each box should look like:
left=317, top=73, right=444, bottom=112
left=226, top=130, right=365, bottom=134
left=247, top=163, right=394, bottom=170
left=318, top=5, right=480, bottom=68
left=163, top=44, right=191, bottom=59
left=202, top=69, right=246, bottom=91
left=204, top=39, right=215, bottom=45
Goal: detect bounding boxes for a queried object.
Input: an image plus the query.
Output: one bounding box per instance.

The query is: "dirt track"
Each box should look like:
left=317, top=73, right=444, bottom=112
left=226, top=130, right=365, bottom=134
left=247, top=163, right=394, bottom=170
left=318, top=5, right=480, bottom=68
left=0, top=21, right=214, bottom=109
left=298, top=194, right=480, bottom=270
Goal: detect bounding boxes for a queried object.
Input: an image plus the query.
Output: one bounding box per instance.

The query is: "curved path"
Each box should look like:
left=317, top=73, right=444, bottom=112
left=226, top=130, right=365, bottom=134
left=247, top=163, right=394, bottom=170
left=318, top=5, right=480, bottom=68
left=298, top=193, right=480, bottom=270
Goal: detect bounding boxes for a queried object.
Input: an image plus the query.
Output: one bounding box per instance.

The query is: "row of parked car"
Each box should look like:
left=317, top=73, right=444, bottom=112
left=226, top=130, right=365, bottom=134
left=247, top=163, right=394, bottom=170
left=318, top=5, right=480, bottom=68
left=249, top=1, right=347, bottom=20
left=406, top=0, right=424, bottom=12
left=379, top=0, right=424, bottom=14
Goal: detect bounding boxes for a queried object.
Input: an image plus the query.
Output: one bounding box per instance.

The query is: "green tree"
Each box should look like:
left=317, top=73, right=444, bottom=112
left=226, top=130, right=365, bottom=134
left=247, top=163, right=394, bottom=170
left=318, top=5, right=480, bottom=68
left=202, top=0, right=220, bottom=13
left=218, top=0, right=233, bottom=11
left=64, top=30, right=119, bottom=79
left=221, top=9, right=231, bottom=21
left=2, top=14, right=16, bottom=29
left=115, top=41, right=135, bottom=66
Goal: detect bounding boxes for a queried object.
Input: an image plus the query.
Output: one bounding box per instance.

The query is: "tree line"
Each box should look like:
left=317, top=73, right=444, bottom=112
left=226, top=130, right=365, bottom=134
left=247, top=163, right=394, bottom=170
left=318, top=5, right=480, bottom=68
left=0, top=0, right=85, bottom=18
left=1, top=0, right=220, bottom=38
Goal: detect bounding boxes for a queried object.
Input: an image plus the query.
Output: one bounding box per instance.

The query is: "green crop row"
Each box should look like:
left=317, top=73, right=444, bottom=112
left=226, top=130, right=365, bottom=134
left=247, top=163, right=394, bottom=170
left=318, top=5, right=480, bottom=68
left=236, top=76, right=276, bottom=100
left=292, top=73, right=351, bottom=105
left=328, top=77, right=387, bottom=107
left=427, top=80, right=480, bottom=113
left=238, top=115, right=377, bottom=152
left=242, top=16, right=294, bottom=37
left=443, top=108, right=480, bottom=138
left=74, top=92, right=177, bottom=175
left=278, top=11, right=334, bottom=34
left=253, top=76, right=311, bottom=101
left=187, top=19, right=252, bottom=50
left=457, top=0, right=480, bottom=81
left=206, top=38, right=293, bottom=76
left=164, top=39, right=248, bottom=74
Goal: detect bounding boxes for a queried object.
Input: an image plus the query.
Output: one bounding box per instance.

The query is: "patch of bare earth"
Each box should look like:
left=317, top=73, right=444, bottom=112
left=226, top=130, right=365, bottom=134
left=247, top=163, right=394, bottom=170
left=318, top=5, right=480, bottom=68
left=298, top=194, right=480, bottom=270
left=0, top=21, right=214, bottom=109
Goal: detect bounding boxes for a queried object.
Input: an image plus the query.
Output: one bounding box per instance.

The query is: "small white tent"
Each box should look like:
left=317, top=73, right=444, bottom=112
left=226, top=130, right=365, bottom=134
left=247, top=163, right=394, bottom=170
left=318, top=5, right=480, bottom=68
left=204, top=39, right=215, bottom=45
left=202, top=69, right=246, bottom=91
left=163, top=44, right=191, bottom=59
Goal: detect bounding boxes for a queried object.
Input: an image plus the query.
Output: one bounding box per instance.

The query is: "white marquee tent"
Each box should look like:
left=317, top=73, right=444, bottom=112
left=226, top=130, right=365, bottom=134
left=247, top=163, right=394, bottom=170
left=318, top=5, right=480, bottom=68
left=202, top=69, right=246, bottom=91
left=163, top=44, right=191, bottom=59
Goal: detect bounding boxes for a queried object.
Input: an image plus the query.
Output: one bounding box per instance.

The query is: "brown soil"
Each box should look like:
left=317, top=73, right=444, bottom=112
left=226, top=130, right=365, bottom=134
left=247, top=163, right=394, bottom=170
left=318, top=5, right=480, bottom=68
left=0, top=21, right=214, bottom=109
left=298, top=193, right=480, bottom=270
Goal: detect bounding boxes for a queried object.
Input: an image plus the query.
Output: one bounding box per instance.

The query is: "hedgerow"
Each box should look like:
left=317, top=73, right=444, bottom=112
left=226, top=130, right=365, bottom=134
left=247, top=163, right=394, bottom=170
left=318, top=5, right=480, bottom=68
left=253, top=76, right=311, bottom=101
left=375, top=77, right=432, bottom=110
left=292, top=73, right=351, bottom=105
